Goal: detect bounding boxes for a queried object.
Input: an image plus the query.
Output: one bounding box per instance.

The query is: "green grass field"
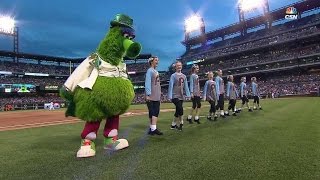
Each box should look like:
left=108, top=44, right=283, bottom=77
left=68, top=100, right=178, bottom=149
left=0, top=98, right=319, bottom=180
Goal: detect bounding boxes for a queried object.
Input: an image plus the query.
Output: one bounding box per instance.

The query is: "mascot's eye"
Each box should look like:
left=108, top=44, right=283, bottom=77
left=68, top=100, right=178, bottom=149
left=129, top=36, right=134, bottom=40
left=123, top=33, right=129, bottom=38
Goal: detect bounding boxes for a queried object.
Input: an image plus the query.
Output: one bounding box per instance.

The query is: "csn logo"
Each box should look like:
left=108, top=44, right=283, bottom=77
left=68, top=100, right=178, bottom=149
left=285, top=7, right=298, bottom=20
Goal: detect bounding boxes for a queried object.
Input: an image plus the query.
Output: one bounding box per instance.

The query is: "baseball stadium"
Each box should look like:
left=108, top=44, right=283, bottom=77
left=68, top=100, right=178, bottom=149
left=0, top=0, right=320, bottom=179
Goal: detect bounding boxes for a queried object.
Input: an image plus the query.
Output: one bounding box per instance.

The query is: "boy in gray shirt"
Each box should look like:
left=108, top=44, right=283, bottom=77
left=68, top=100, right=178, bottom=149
left=226, top=75, right=238, bottom=116
left=145, top=56, right=163, bottom=135
left=187, top=64, right=202, bottom=124
left=203, top=71, right=218, bottom=121
left=168, top=61, right=191, bottom=131
left=239, top=77, right=253, bottom=112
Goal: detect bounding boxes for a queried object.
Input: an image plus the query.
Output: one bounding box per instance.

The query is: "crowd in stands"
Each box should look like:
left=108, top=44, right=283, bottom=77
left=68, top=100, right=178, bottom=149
left=197, top=44, right=320, bottom=75
left=0, top=76, right=66, bottom=86
left=258, top=74, right=320, bottom=96
left=126, top=62, right=149, bottom=72
left=0, top=94, right=64, bottom=105
left=0, top=73, right=171, bottom=86
left=0, top=61, right=72, bottom=75
left=0, top=60, right=150, bottom=76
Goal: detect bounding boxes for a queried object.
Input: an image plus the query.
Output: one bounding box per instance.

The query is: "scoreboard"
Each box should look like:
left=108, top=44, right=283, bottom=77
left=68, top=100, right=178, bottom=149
left=0, top=84, right=61, bottom=93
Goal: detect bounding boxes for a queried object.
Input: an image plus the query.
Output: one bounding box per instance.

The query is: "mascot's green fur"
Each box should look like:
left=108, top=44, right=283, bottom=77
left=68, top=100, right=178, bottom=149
left=60, top=14, right=141, bottom=158
left=70, top=27, right=135, bottom=121
left=73, top=76, right=134, bottom=121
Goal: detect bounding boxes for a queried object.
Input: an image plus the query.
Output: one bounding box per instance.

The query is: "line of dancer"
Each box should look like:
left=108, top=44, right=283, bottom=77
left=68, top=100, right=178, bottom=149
left=145, top=60, right=263, bottom=134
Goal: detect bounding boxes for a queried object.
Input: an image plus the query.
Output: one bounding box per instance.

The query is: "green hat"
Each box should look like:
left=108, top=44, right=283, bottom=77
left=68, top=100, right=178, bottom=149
left=110, top=14, right=134, bottom=29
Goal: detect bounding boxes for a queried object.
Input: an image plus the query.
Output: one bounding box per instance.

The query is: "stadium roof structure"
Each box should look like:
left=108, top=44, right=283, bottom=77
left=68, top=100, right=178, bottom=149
left=182, top=0, right=320, bottom=46
left=0, top=50, right=152, bottom=63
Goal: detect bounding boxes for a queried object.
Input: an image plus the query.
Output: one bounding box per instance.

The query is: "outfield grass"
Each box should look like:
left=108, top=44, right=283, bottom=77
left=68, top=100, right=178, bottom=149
left=0, top=98, right=319, bottom=180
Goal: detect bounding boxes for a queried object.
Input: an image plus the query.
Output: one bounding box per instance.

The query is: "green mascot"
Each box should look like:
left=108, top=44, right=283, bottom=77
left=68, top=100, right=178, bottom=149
left=60, top=14, right=141, bottom=158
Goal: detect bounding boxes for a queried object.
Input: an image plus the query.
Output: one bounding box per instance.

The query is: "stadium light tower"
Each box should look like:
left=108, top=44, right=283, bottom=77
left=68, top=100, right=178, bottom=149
left=0, top=15, right=19, bottom=62
left=238, top=0, right=270, bottom=35
left=184, top=14, right=206, bottom=51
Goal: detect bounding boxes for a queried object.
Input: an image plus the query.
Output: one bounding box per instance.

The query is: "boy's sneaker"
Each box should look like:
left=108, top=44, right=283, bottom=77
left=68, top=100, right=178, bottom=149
left=170, top=125, right=178, bottom=130
left=148, top=129, right=163, bottom=135
left=178, top=124, right=183, bottom=131
left=187, top=117, right=193, bottom=124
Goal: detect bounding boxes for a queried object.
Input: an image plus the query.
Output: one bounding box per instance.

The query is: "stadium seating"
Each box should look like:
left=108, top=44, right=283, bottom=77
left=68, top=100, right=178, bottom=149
left=0, top=95, right=65, bottom=105
left=182, top=25, right=319, bottom=62
left=181, top=13, right=320, bottom=61
left=0, top=61, right=71, bottom=75
left=126, top=62, right=149, bottom=72
left=198, top=44, right=320, bottom=75
left=0, top=76, right=66, bottom=86
left=0, top=60, right=149, bottom=76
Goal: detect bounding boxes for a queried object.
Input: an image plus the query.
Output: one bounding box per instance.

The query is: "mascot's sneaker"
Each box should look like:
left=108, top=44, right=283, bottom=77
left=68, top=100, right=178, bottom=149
left=104, top=138, right=129, bottom=151
left=77, top=139, right=96, bottom=158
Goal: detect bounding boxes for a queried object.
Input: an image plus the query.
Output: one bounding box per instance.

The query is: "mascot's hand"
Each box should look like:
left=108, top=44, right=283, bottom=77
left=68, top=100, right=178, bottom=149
left=89, top=53, right=101, bottom=69
left=59, top=86, right=74, bottom=101
left=92, top=59, right=101, bottom=69
left=60, top=86, right=76, bottom=117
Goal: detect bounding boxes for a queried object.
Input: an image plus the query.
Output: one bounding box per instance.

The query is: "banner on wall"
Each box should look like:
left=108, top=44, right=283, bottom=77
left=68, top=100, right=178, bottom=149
left=44, top=103, right=61, bottom=109
left=0, top=103, right=44, bottom=111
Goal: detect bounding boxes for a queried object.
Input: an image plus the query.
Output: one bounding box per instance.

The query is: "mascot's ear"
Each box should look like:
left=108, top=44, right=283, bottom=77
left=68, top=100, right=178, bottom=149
left=89, top=53, right=98, bottom=60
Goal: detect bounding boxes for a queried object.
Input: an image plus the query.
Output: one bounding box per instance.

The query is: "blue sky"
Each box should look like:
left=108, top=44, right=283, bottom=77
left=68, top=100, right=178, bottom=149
left=0, top=0, right=299, bottom=70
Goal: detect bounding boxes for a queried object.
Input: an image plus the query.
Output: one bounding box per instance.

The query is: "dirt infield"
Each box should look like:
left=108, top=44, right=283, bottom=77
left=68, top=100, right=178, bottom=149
left=0, top=108, right=175, bottom=132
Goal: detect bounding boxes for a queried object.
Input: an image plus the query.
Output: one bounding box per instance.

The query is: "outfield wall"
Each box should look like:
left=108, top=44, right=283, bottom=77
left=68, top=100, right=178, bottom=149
left=278, top=91, right=319, bottom=98
left=0, top=102, right=66, bottom=112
